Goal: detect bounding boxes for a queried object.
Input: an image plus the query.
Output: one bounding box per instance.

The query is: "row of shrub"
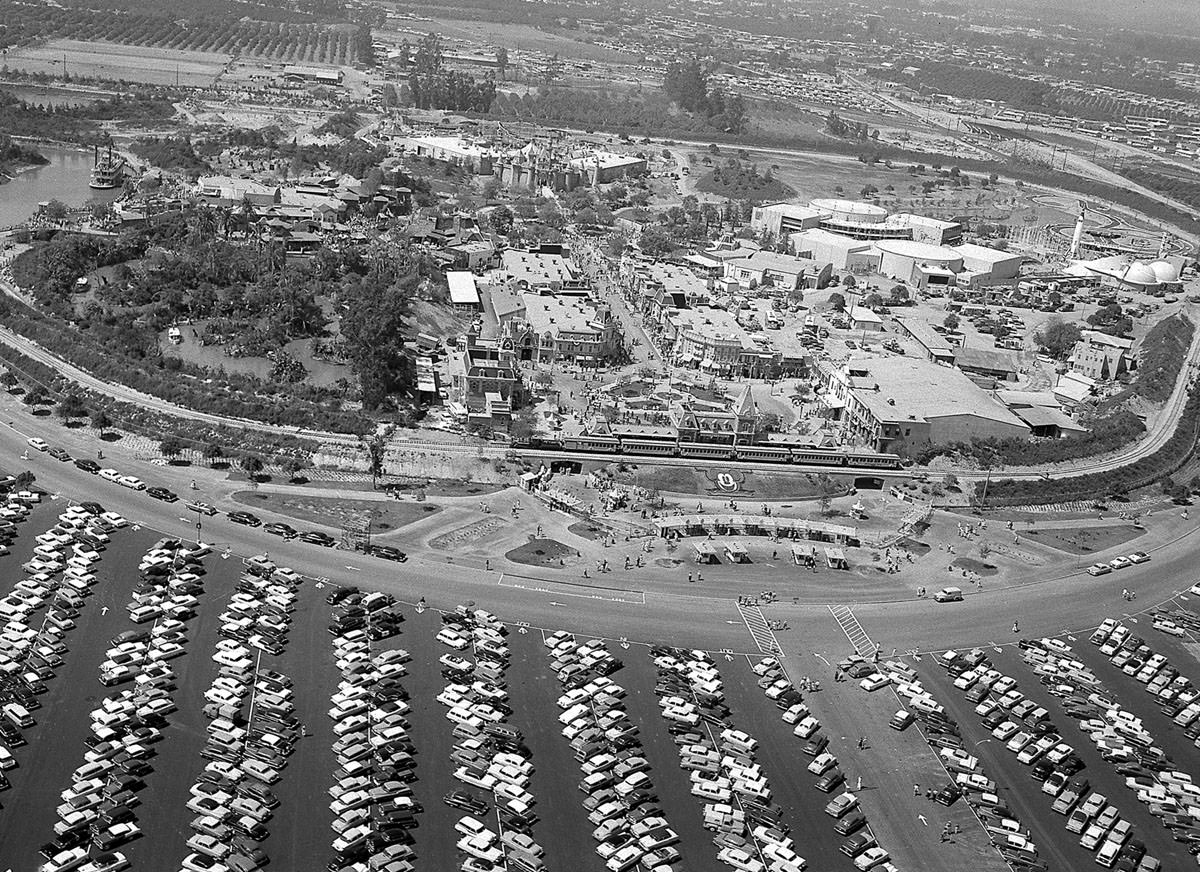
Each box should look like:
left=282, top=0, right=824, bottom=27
left=0, top=295, right=372, bottom=435
left=0, top=343, right=321, bottom=465
left=981, top=369, right=1200, bottom=505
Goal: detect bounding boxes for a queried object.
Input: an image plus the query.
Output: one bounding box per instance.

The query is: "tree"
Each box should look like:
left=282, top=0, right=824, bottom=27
left=359, top=429, right=392, bottom=488
left=817, top=475, right=839, bottom=516
left=487, top=204, right=513, bottom=235
left=532, top=369, right=554, bottom=392
left=829, top=293, right=846, bottom=312
left=888, top=285, right=910, bottom=305
left=281, top=455, right=310, bottom=482
left=842, top=275, right=857, bottom=290
left=509, top=408, right=539, bottom=443
left=56, top=392, right=87, bottom=422
left=495, top=47, right=508, bottom=80
left=90, top=408, right=112, bottom=432
left=1035, top=318, right=1082, bottom=359
left=943, top=313, right=960, bottom=330
left=159, top=438, right=182, bottom=460
left=864, top=293, right=884, bottom=309
left=239, top=454, right=264, bottom=479
left=202, top=442, right=224, bottom=465
left=44, top=199, right=69, bottom=223
left=381, top=83, right=399, bottom=109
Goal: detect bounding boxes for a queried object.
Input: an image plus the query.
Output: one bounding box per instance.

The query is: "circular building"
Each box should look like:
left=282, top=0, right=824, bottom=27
left=1120, top=261, right=1159, bottom=289
left=810, top=198, right=888, bottom=225
left=1149, top=260, right=1180, bottom=284
left=875, top=239, right=964, bottom=283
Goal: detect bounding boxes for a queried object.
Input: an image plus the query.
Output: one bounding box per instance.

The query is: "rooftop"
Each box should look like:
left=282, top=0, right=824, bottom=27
left=498, top=250, right=578, bottom=287
left=447, top=271, right=480, bottom=306
left=522, top=293, right=606, bottom=336
left=844, top=356, right=1027, bottom=427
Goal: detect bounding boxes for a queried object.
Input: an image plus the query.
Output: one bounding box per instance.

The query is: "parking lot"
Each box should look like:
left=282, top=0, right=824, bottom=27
left=0, top=490, right=1196, bottom=872
left=0, top=500, right=918, bottom=872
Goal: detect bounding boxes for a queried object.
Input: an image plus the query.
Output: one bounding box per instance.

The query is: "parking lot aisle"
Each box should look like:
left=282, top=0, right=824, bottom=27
left=0, top=525, right=145, bottom=865
left=121, top=541, right=225, bottom=868
left=504, top=629, right=608, bottom=872
left=254, top=574, right=337, bottom=866
left=804, top=662, right=998, bottom=872
left=996, top=648, right=1181, bottom=863
left=401, top=610, right=466, bottom=872
left=1067, top=634, right=1200, bottom=768
left=916, top=658, right=1102, bottom=871
left=616, top=648, right=726, bottom=872
left=715, top=657, right=855, bottom=870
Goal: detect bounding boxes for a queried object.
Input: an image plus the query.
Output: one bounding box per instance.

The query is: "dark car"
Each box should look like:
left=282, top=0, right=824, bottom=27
left=79, top=501, right=104, bottom=514
left=47, top=447, right=71, bottom=462
left=146, top=486, right=178, bottom=502
left=815, top=769, right=845, bottom=793
left=370, top=545, right=407, bottom=562
left=934, top=784, right=961, bottom=806
left=444, top=791, right=489, bottom=816
left=40, top=827, right=93, bottom=858
left=263, top=522, right=297, bottom=539
left=227, top=511, right=261, bottom=527
left=74, top=459, right=101, bottom=474
left=802, top=733, right=829, bottom=756
left=300, top=531, right=336, bottom=547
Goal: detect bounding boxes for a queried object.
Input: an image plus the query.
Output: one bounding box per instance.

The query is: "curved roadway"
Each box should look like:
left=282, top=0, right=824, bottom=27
left=2, top=421, right=1193, bottom=662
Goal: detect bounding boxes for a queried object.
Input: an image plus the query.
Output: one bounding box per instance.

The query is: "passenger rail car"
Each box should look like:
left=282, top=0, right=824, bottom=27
left=541, top=436, right=903, bottom=470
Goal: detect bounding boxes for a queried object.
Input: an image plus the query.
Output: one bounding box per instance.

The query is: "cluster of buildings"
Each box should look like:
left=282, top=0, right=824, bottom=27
left=751, top=201, right=1026, bottom=291
left=400, top=133, right=647, bottom=191
left=442, top=246, right=626, bottom=429
left=194, top=174, right=401, bottom=251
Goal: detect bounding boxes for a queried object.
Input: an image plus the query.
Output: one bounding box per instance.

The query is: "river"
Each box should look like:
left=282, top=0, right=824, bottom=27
left=0, top=144, right=121, bottom=228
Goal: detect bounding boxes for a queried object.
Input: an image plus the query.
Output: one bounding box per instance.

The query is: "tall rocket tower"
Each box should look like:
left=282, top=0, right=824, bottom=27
left=1069, top=203, right=1085, bottom=259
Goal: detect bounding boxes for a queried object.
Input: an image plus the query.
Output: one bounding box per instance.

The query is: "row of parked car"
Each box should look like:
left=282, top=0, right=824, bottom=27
left=862, top=648, right=1040, bottom=871
left=546, top=630, right=679, bottom=872
left=179, top=554, right=306, bottom=872
left=438, top=605, right=542, bottom=872
left=40, top=529, right=194, bottom=872
left=941, top=643, right=1149, bottom=870
left=756, top=655, right=896, bottom=871
left=647, top=649, right=808, bottom=872
left=1087, top=618, right=1200, bottom=851
left=1086, top=551, right=1151, bottom=577
left=326, top=588, right=416, bottom=872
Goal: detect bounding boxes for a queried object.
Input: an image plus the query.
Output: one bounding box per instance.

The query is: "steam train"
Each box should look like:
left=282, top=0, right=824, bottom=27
left=521, top=434, right=904, bottom=469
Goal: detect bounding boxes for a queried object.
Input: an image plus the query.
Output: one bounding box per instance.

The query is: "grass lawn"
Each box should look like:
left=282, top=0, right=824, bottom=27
left=1019, top=524, right=1146, bottom=555
left=621, top=465, right=849, bottom=500
left=952, top=557, right=998, bottom=576
left=505, top=538, right=580, bottom=568
left=232, top=491, right=441, bottom=531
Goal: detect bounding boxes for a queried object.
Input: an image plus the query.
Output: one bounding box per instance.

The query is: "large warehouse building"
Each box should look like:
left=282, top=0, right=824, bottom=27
left=824, top=356, right=1030, bottom=455
left=753, top=199, right=962, bottom=246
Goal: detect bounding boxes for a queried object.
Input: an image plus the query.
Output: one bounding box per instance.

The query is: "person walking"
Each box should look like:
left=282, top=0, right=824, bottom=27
left=1012, top=620, right=1020, bottom=634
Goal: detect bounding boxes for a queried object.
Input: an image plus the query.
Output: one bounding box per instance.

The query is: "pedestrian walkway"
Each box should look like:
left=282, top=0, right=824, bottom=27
left=736, top=601, right=781, bottom=655
left=829, top=604, right=876, bottom=657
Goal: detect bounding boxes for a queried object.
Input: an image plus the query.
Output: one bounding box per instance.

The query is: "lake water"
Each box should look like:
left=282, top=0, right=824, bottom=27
left=0, top=144, right=121, bottom=227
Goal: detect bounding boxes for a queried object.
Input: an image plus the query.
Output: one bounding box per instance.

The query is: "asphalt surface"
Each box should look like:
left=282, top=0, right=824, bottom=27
left=3, top=425, right=1200, bottom=872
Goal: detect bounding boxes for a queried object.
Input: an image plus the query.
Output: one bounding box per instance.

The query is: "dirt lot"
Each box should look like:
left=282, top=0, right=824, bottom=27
left=1019, top=524, right=1146, bottom=555
left=3, top=39, right=230, bottom=87
left=231, top=490, right=442, bottom=531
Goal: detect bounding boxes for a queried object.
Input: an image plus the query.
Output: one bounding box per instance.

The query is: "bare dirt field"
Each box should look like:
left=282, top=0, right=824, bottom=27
left=383, top=19, right=637, bottom=65
left=4, top=39, right=229, bottom=87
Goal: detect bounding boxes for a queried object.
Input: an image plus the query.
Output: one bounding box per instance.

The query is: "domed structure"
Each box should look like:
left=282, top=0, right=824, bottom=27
left=1122, top=261, right=1158, bottom=287
left=1149, top=260, right=1180, bottom=283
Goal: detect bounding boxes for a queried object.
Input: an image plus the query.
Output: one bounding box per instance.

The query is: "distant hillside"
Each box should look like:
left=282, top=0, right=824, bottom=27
left=952, top=0, right=1200, bottom=37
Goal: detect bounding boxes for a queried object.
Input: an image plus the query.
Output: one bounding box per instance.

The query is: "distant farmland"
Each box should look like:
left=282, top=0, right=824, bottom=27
left=4, top=40, right=230, bottom=87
